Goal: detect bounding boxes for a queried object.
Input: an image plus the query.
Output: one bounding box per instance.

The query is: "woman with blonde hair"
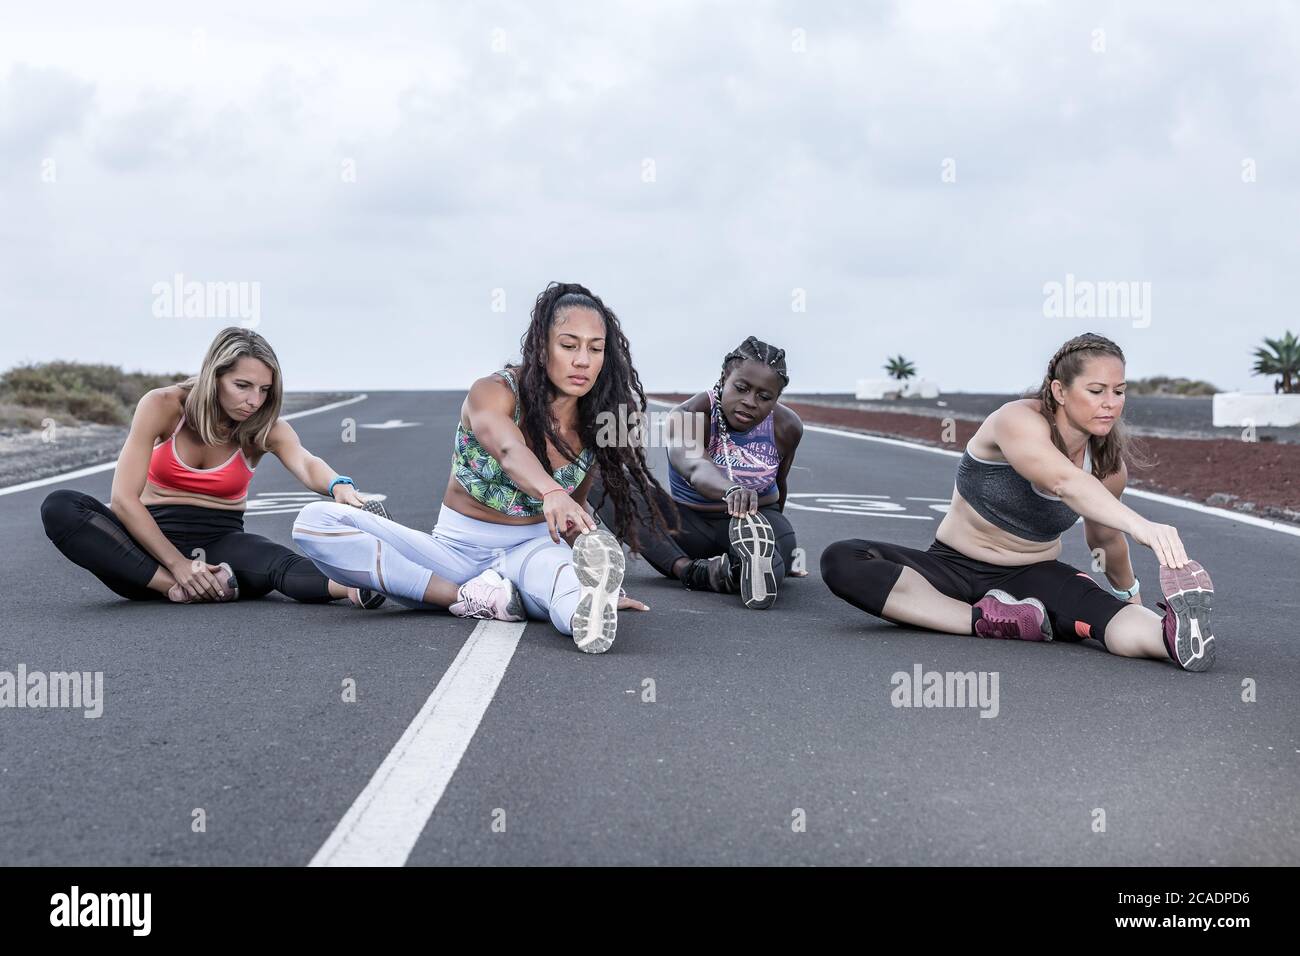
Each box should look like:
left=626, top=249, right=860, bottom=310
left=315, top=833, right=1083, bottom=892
left=41, top=326, right=380, bottom=607
left=821, top=332, right=1218, bottom=671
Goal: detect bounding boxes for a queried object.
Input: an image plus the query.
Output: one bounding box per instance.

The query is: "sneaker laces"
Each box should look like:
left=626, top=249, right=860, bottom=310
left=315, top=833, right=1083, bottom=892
left=974, top=600, right=1023, bottom=638
left=457, top=584, right=496, bottom=619
left=976, top=615, right=1019, bottom=639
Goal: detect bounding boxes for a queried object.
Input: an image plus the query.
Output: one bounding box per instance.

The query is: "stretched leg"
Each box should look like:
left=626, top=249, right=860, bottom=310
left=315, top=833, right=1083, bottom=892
left=820, top=538, right=975, bottom=633
left=760, top=505, right=797, bottom=586
left=496, top=534, right=584, bottom=635
left=720, top=506, right=796, bottom=608
left=40, top=489, right=171, bottom=600
left=1103, top=604, right=1169, bottom=659
left=291, top=501, right=474, bottom=609
left=999, top=561, right=1167, bottom=659
left=203, top=531, right=334, bottom=603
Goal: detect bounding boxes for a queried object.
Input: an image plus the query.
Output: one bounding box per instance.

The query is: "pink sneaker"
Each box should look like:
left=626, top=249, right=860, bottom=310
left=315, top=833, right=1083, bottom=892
left=973, top=589, right=1052, bottom=641
left=449, top=569, right=526, bottom=622
left=1158, top=560, right=1215, bottom=672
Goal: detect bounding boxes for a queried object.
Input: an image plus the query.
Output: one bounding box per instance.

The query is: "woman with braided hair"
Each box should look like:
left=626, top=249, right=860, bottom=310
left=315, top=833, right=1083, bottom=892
left=292, top=282, right=668, bottom=654
left=822, top=332, right=1218, bottom=671
left=592, top=336, right=805, bottom=609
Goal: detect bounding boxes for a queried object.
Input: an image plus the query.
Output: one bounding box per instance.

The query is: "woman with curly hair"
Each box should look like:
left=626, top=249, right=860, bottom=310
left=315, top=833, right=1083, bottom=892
left=821, top=332, right=1218, bottom=671
left=292, top=282, right=671, bottom=653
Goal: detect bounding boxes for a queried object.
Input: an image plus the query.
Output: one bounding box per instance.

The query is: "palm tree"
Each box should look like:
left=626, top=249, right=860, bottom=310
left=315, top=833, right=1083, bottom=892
left=884, top=355, right=917, bottom=382
left=1252, top=331, right=1300, bottom=394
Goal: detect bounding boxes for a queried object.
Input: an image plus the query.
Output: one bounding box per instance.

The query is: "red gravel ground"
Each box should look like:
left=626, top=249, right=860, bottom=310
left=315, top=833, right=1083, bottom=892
left=650, top=394, right=1300, bottom=524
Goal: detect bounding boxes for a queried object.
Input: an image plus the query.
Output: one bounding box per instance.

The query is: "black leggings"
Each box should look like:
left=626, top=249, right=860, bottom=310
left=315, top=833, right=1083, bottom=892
left=40, top=489, right=333, bottom=603
left=589, top=474, right=798, bottom=583
left=820, top=537, right=1126, bottom=646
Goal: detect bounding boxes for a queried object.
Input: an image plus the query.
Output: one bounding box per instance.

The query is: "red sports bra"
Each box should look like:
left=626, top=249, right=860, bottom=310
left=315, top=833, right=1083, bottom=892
left=147, top=414, right=255, bottom=501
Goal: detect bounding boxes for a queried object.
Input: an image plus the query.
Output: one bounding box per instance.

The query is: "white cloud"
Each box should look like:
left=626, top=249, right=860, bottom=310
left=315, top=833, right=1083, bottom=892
left=1, top=0, right=1298, bottom=394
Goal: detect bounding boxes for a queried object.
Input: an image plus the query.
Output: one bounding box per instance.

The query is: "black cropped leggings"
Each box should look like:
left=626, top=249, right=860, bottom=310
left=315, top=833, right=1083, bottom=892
left=820, top=537, right=1127, bottom=645
left=41, top=489, right=333, bottom=603
left=589, top=474, right=797, bottom=584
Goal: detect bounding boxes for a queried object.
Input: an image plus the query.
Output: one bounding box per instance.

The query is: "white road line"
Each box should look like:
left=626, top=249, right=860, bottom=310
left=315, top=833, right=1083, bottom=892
left=309, top=618, right=526, bottom=867
left=646, top=399, right=1300, bottom=538
left=0, top=393, right=369, bottom=498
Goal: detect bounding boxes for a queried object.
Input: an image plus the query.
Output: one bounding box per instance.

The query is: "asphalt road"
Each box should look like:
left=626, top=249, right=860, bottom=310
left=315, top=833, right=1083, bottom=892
left=2, top=391, right=1297, bottom=865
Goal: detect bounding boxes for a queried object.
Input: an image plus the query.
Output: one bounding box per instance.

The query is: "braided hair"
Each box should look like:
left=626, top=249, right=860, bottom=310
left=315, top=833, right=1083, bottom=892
left=1031, top=332, right=1150, bottom=478
left=712, top=336, right=789, bottom=483
left=509, top=282, right=674, bottom=553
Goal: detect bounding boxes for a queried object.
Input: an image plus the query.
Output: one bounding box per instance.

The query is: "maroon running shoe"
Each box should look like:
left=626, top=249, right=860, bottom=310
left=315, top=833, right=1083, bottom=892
left=973, top=589, right=1053, bottom=642
left=1157, top=560, right=1216, bottom=672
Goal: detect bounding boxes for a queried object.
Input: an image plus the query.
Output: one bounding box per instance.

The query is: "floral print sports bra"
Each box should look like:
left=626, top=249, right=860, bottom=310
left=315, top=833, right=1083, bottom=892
left=451, top=368, right=595, bottom=518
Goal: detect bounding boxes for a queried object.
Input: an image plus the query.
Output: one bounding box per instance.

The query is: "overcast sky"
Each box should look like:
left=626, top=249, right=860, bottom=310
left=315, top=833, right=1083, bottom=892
left=2, top=1, right=1298, bottom=394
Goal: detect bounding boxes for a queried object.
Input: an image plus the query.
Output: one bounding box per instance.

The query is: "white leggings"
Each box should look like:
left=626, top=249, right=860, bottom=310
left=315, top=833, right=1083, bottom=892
left=292, top=502, right=582, bottom=634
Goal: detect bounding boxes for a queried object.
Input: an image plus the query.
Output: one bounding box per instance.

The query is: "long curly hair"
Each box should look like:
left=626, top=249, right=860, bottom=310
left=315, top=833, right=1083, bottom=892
left=1028, top=332, right=1151, bottom=478
left=508, top=282, right=675, bottom=553
left=710, top=336, right=789, bottom=482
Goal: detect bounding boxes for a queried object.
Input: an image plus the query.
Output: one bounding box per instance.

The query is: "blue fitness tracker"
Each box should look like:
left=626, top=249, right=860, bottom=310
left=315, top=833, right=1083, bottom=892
left=327, top=475, right=354, bottom=497
left=1108, top=578, right=1140, bottom=601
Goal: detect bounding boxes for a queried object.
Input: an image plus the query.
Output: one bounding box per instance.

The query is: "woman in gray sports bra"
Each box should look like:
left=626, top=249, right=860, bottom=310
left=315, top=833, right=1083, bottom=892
left=821, top=333, right=1218, bottom=672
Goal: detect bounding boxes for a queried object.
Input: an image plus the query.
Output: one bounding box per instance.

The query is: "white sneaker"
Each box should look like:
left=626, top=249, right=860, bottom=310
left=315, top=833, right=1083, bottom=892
left=449, top=568, right=526, bottom=622
left=569, top=529, right=625, bottom=654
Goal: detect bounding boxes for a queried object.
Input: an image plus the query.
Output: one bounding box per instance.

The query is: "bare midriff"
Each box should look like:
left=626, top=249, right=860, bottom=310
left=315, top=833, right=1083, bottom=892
left=441, top=473, right=549, bottom=526
left=935, top=489, right=1063, bottom=566
left=139, top=482, right=249, bottom=511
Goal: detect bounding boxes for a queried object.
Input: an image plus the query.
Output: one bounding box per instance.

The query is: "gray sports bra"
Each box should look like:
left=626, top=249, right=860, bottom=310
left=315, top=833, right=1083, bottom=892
left=954, top=442, right=1092, bottom=543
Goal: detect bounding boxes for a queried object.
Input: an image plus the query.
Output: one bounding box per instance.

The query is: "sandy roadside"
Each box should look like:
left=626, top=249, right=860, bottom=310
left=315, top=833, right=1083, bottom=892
left=650, top=394, right=1300, bottom=527
left=0, top=393, right=357, bottom=488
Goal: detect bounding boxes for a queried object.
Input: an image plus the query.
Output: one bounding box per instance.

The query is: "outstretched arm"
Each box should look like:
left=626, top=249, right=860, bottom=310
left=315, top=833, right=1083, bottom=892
left=665, top=392, right=731, bottom=500
left=465, top=373, right=596, bottom=543
left=992, top=402, right=1188, bottom=568
left=1083, top=462, right=1141, bottom=604
left=267, top=419, right=366, bottom=507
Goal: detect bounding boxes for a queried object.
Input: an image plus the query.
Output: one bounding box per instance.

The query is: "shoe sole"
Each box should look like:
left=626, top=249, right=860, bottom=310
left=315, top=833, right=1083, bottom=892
left=570, top=530, right=624, bottom=654
left=501, top=577, right=526, bottom=622
left=1159, top=561, right=1216, bottom=672
left=216, top=562, right=239, bottom=602
left=728, top=513, right=778, bottom=610
left=361, top=499, right=390, bottom=520
left=983, top=589, right=1051, bottom=641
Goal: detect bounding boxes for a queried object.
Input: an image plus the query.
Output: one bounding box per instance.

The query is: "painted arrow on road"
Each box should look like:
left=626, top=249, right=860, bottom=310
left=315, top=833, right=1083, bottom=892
left=358, top=420, right=422, bottom=429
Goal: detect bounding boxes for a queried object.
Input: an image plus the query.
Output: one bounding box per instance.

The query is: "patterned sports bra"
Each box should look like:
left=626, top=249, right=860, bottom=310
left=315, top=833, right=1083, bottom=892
left=451, top=368, right=595, bottom=518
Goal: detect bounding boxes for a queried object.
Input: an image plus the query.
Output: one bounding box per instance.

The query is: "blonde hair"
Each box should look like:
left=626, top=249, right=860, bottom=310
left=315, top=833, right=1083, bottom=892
left=180, top=327, right=283, bottom=451
left=1029, top=332, right=1151, bottom=478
